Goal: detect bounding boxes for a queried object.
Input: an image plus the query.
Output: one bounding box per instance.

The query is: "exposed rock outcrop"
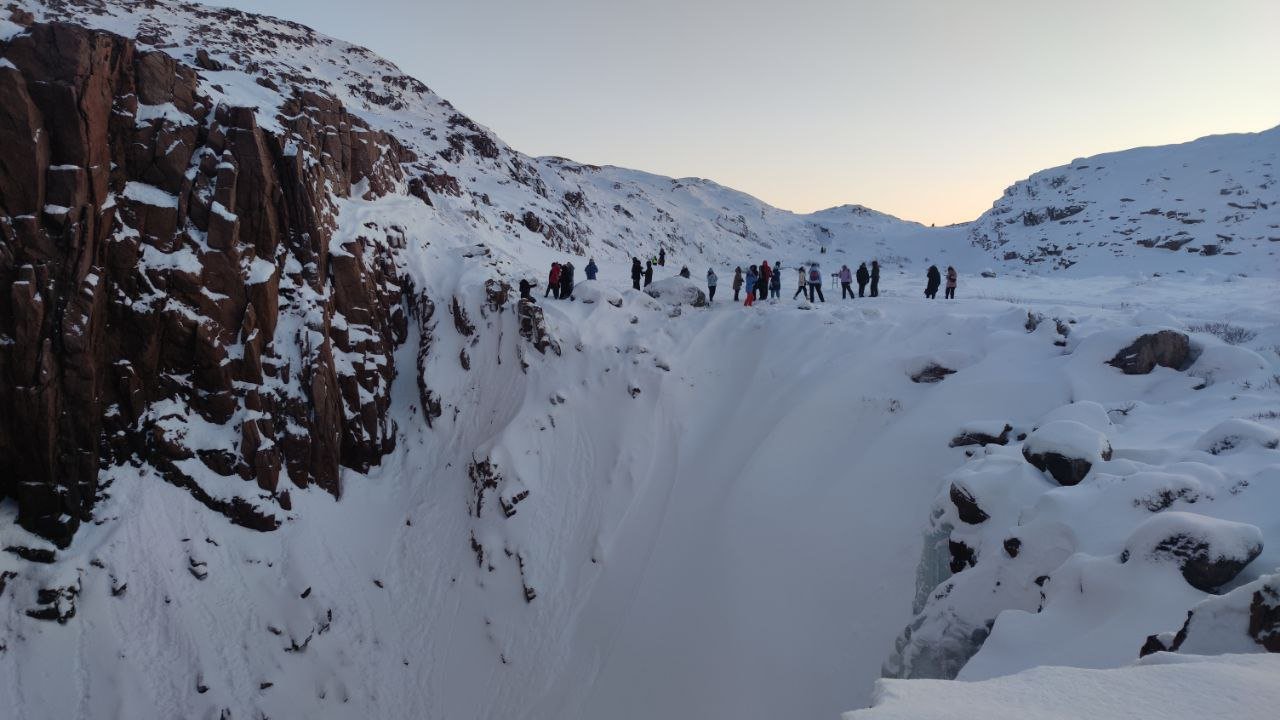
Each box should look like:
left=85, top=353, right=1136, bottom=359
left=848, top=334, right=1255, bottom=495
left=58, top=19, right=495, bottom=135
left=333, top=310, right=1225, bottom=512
left=0, top=21, right=409, bottom=546
left=1107, top=330, right=1192, bottom=375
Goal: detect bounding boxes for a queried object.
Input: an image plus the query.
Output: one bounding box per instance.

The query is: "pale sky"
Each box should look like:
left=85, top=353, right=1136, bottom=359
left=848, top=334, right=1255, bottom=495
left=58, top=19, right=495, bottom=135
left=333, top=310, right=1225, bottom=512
left=220, top=0, right=1280, bottom=225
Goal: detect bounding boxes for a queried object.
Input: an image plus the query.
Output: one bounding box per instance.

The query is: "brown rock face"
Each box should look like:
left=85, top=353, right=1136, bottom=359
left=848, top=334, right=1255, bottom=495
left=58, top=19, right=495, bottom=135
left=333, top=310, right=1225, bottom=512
left=0, top=22, right=409, bottom=547
left=1107, top=330, right=1192, bottom=375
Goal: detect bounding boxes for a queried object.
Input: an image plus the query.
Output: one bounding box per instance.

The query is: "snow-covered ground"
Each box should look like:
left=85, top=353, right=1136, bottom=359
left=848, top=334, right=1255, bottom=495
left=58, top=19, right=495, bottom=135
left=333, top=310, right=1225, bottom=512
left=4, top=265, right=1278, bottom=719
left=1, top=2, right=1279, bottom=719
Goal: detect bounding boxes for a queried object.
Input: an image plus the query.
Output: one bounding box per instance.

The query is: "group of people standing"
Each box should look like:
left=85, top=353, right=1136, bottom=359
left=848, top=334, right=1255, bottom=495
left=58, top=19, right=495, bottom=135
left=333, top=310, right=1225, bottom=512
left=525, top=248, right=960, bottom=308
left=924, top=265, right=958, bottom=300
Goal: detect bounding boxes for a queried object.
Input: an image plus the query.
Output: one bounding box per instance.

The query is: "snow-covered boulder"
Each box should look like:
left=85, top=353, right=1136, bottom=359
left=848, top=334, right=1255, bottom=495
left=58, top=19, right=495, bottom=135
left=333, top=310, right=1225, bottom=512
left=1037, top=401, right=1112, bottom=433
left=1107, top=330, right=1193, bottom=375
left=574, top=281, right=624, bottom=307
left=1022, top=420, right=1113, bottom=486
left=643, top=276, right=707, bottom=307
left=1194, top=418, right=1280, bottom=456
left=1144, top=570, right=1280, bottom=656
left=1122, top=511, right=1263, bottom=592
left=949, top=421, right=1012, bottom=448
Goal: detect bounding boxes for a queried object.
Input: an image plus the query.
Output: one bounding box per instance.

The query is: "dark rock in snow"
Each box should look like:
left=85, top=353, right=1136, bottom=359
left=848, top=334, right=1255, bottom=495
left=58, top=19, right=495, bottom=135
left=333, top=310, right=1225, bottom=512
left=949, top=483, right=990, bottom=525
left=1107, top=330, right=1192, bottom=375
left=911, top=364, right=956, bottom=384
left=949, top=424, right=1012, bottom=448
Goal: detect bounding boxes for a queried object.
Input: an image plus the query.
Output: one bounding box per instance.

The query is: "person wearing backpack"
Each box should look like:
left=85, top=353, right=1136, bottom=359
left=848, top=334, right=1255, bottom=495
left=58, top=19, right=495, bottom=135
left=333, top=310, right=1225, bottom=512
left=808, top=263, right=825, bottom=302
left=856, top=262, right=870, bottom=297
left=839, top=264, right=854, bottom=299
left=706, top=268, right=718, bottom=303
left=732, top=267, right=744, bottom=301
left=547, top=262, right=561, bottom=299
left=945, top=266, right=958, bottom=299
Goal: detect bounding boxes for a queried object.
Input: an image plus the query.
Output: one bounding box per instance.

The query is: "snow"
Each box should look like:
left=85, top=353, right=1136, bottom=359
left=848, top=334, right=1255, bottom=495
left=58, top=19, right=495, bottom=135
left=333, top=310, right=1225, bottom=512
left=850, top=654, right=1280, bottom=720
left=2, top=2, right=1279, bottom=719
left=1123, top=511, right=1264, bottom=570
left=121, top=181, right=178, bottom=208
left=1023, top=419, right=1112, bottom=462
left=134, top=102, right=194, bottom=127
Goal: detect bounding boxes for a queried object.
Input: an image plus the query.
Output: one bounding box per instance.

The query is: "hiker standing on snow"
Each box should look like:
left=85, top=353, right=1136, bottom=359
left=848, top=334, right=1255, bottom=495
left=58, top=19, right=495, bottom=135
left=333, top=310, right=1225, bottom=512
left=585, top=258, right=598, bottom=281
left=659, top=247, right=666, bottom=266
left=547, top=262, right=561, bottom=299
left=758, top=261, right=772, bottom=302
left=839, top=264, right=854, bottom=299
left=945, top=266, right=957, bottom=299
left=631, top=257, right=642, bottom=290
left=870, top=260, right=880, bottom=297
left=925, top=265, right=941, bottom=299
left=793, top=266, right=808, bottom=300
left=644, top=260, right=654, bottom=287
left=519, top=278, right=536, bottom=302
left=769, top=264, right=781, bottom=299
left=744, top=265, right=759, bottom=306
left=559, top=261, right=575, bottom=300
left=707, top=268, right=718, bottom=303
left=808, top=263, right=826, bottom=302
left=732, top=267, right=744, bottom=301
left=856, top=262, right=870, bottom=297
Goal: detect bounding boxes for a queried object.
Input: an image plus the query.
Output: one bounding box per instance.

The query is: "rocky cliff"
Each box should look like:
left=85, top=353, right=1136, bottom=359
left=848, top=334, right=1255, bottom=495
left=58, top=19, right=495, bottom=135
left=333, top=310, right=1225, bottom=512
left=0, top=14, right=412, bottom=549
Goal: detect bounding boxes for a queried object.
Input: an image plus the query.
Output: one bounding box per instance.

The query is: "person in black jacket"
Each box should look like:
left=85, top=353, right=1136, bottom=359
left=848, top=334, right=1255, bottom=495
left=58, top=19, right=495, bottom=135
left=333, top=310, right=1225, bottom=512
left=856, top=262, right=870, bottom=297
left=519, top=278, right=536, bottom=302
left=631, top=257, right=642, bottom=290
left=925, top=265, right=941, bottom=299
left=644, top=260, right=654, bottom=287
left=659, top=247, right=666, bottom=266
left=870, top=260, right=880, bottom=297
left=559, top=261, right=575, bottom=300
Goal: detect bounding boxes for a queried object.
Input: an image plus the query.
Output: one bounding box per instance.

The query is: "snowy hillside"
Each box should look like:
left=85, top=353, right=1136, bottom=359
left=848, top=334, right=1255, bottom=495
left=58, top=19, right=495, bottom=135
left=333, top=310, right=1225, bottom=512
left=0, top=2, right=1278, bottom=720
left=969, top=127, right=1280, bottom=274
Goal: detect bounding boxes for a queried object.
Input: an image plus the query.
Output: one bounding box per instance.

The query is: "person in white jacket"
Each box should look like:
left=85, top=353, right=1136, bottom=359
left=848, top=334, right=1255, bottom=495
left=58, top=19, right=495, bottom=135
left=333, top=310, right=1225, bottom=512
left=839, top=264, right=854, bottom=299
left=706, top=268, right=718, bottom=303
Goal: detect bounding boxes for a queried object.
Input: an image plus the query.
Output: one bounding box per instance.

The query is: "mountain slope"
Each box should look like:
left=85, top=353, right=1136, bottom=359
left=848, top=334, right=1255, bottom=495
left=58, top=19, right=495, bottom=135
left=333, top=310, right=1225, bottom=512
left=969, top=127, right=1280, bottom=273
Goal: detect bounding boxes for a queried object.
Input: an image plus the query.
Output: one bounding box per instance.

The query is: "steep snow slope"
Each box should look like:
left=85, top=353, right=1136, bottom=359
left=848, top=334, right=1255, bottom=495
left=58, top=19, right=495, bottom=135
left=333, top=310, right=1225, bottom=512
left=969, top=127, right=1280, bottom=273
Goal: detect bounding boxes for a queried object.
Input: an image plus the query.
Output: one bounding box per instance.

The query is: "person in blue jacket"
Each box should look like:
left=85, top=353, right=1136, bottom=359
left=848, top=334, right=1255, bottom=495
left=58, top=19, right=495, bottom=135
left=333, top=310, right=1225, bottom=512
left=585, top=258, right=598, bottom=280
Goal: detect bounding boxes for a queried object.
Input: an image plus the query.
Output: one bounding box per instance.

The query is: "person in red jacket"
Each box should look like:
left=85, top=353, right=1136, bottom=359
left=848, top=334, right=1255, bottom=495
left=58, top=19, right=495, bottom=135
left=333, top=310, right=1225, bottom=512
left=547, top=262, right=561, bottom=299
left=759, top=261, right=771, bottom=302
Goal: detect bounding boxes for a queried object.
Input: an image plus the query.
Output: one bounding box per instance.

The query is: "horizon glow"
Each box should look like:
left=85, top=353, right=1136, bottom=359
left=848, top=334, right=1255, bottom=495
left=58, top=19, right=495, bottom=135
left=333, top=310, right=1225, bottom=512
left=219, top=0, right=1280, bottom=225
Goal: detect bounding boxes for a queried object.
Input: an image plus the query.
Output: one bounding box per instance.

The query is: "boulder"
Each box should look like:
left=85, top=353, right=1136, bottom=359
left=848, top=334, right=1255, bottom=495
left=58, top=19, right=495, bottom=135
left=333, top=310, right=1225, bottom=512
left=643, top=276, right=707, bottom=307
left=1022, top=420, right=1112, bottom=486
left=949, top=483, right=990, bottom=525
left=1122, top=512, right=1263, bottom=593
left=1107, top=330, right=1192, bottom=374
left=950, top=422, right=1012, bottom=448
